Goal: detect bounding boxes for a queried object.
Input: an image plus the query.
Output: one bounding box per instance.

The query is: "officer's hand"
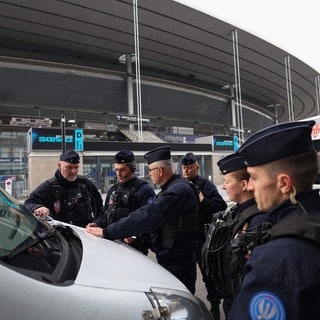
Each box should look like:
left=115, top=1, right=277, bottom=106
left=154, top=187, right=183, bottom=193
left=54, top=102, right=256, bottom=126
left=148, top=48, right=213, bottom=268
left=199, top=191, right=204, bottom=202
left=86, top=225, right=103, bottom=238
left=86, top=222, right=97, bottom=228
left=33, top=206, right=50, bottom=219
left=124, top=236, right=136, bottom=244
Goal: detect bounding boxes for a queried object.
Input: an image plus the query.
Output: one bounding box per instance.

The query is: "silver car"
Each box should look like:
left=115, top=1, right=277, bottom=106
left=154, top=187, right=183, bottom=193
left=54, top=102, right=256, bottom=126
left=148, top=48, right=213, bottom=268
left=0, top=187, right=212, bottom=320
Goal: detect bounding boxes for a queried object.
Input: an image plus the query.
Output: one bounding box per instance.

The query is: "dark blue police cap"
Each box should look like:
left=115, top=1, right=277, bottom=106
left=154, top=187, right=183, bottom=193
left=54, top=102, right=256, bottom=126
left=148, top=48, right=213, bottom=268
left=237, top=120, right=316, bottom=166
left=217, top=153, right=247, bottom=174
left=181, top=152, right=197, bottom=165
left=60, top=149, right=80, bottom=164
left=144, top=145, right=171, bottom=164
left=115, top=150, right=134, bottom=163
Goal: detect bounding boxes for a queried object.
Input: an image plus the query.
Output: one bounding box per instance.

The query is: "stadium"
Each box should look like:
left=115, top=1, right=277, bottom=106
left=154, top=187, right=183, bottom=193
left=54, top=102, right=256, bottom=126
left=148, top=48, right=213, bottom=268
left=0, top=0, right=319, bottom=195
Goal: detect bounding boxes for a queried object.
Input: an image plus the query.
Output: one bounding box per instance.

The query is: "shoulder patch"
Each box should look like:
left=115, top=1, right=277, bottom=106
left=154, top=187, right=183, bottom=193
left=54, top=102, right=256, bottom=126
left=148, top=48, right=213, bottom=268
left=249, top=291, right=286, bottom=320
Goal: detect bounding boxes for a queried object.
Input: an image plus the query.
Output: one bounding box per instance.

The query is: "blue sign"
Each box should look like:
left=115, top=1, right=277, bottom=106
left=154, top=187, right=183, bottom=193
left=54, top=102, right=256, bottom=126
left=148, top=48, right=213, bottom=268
left=212, top=135, right=237, bottom=151
left=28, top=128, right=83, bottom=151
left=74, top=129, right=84, bottom=151
left=233, top=135, right=239, bottom=151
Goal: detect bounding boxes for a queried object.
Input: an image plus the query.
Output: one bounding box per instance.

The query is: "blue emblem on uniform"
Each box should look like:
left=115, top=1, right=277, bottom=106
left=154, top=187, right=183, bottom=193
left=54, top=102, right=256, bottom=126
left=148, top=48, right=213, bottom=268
left=249, top=291, right=286, bottom=320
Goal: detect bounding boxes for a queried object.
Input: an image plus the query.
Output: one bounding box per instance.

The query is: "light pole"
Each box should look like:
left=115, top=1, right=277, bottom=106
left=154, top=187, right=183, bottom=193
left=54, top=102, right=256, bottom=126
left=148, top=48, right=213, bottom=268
left=61, top=113, right=66, bottom=153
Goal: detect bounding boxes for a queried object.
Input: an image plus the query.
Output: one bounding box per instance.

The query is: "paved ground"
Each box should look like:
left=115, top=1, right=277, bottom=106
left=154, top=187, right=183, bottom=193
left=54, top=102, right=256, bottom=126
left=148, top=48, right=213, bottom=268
left=194, top=266, right=226, bottom=320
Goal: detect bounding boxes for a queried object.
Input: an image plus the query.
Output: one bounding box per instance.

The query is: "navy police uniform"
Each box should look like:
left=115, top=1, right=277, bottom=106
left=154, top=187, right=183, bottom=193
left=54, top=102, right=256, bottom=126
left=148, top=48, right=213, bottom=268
left=103, top=146, right=200, bottom=294
left=230, top=193, right=320, bottom=320
left=182, top=152, right=227, bottom=316
left=201, top=153, right=268, bottom=318
left=99, top=150, right=156, bottom=254
left=182, top=153, right=227, bottom=226
left=24, top=150, right=104, bottom=227
left=228, top=121, right=320, bottom=320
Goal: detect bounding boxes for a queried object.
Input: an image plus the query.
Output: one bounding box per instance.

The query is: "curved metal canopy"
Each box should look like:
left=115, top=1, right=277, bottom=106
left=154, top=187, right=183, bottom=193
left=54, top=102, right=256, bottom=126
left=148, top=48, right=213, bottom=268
left=0, top=0, right=318, bottom=134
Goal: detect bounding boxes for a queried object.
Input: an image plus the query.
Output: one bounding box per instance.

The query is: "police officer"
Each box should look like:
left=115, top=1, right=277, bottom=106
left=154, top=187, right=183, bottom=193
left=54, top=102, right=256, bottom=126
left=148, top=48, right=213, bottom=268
left=24, top=149, right=104, bottom=227
left=86, top=146, right=200, bottom=294
left=181, top=152, right=227, bottom=319
left=97, top=150, right=156, bottom=254
left=228, top=121, right=320, bottom=320
left=202, top=153, right=268, bottom=319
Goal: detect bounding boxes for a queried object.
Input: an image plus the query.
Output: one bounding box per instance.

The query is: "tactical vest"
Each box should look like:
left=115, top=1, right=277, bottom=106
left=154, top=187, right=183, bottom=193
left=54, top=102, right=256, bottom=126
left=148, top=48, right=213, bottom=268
left=48, top=176, right=95, bottom=227
left=151, top=179, right=200, bottom=251
left=228, top=211, right=320, bottom=297
left=104, top=179, right=146, bottom=226
left=236, top=213, right=320, bottom=253
left=201, top=204, right=260, bottom=297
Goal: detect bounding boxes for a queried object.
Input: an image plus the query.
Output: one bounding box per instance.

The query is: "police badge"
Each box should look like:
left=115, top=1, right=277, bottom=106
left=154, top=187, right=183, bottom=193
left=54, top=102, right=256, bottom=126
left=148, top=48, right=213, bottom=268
left=54, top=200, right=61, bottom=214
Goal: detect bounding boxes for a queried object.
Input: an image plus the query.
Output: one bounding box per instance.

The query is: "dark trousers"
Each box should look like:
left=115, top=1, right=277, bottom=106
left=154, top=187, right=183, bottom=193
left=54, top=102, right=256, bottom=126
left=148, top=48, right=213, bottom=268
left=222, top=295, right=234, bottom=319
left=160, top=260, right=197, bottom=294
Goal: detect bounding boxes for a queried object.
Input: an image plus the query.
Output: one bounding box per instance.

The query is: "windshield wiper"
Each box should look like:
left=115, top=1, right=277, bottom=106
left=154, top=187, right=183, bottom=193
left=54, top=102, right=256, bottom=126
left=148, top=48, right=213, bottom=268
left=6, top=228, right=57, bottom=260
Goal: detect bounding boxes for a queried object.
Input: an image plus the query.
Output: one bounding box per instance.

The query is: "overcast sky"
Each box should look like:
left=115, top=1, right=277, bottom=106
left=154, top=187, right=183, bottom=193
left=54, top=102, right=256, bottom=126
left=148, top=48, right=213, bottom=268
left=175, top=0, right=320, bottom=74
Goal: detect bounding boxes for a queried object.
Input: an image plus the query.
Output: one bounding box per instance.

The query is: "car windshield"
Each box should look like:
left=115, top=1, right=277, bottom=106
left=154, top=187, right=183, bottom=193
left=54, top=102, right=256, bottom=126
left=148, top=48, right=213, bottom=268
left=0, top=187, right=38, bottom=257
left=0, top=187, right=82, bottom=284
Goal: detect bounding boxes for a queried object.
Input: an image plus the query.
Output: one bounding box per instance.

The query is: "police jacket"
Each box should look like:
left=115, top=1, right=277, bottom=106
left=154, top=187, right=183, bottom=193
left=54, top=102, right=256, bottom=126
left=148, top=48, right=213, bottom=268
left=229, top=190, right=320, bottom=320
left=103, top=174, right=200, bottom=265
left=192, top=175, right=227, bottom=226
left=24, top=169, right=104, bottom=227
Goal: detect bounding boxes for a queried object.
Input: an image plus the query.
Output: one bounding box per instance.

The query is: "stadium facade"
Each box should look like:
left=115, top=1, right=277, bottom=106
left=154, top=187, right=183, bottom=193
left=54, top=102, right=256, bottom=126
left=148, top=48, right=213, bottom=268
left=0, top=0, right=319, bottom=196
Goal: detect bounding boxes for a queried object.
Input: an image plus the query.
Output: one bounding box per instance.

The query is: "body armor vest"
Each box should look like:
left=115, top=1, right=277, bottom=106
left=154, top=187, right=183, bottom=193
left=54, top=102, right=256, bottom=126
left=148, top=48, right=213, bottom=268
left=229, top=210, right=320, bottom=297
left=105, top=179, right=146, bottom=226
left=235, top=212, right=320, bottom=253
left=48, top=176, right=95, bottom=227
left=202, top=204, right=259, bottom=297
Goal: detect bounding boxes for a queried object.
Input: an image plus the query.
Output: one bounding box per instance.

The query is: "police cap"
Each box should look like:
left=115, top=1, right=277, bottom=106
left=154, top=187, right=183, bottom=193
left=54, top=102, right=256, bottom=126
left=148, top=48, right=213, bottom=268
left=217, top=153, right=247, bottom=174
left=181, top=152, right=197, bottom=165
left=237, top=120, right=316, bottom=166
left=144, top=145, right=171, bottom=164
left=115, top=150, right=134, bottom=163
left=60, top=149, right=80, bottom=164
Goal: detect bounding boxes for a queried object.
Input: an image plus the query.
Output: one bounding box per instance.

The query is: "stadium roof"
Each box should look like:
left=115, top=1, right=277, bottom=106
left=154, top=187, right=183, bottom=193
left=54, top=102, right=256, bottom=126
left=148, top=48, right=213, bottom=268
left=0, top=0, right=319, bottom=135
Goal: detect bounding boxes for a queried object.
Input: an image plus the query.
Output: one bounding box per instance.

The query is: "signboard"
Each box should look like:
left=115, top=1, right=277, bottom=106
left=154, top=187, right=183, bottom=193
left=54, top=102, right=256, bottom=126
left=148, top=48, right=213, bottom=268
left=28, top=128, right=84, bottom=151
left=74, top=129, right=84, bottom=151
left=161, top=133, right=196, bottom=143
left=5, top=179, right=12, bottom=195
left=212, top=135, right=239, bottom=151
left=116, top=115, right=150, bottom=123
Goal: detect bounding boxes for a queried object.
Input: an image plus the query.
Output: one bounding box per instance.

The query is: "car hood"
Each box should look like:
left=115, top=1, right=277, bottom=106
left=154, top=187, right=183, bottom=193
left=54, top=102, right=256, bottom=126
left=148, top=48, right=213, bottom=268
left=69, top=225, right=188, bottom=292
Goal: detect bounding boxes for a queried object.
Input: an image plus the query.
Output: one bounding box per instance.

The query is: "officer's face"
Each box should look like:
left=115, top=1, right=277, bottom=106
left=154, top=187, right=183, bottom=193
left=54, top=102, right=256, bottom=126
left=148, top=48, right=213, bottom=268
left=114, top=163, right=134, bottom=183
left=59, top=161, right=79, bottom=182
left=222, top=172, right=247, bottom=203
left=182, top=163, right=198, bottom=180
left=247, top=166, right=286, bottom=212
left=148, top=165, right=161, bottom=184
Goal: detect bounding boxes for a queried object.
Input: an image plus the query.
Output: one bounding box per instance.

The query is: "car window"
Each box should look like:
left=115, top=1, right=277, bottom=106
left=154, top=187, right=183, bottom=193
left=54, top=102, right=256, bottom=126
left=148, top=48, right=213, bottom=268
left=0, top=187, right=82, bottom=284
left=0, top=188, right=38, bottom=257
